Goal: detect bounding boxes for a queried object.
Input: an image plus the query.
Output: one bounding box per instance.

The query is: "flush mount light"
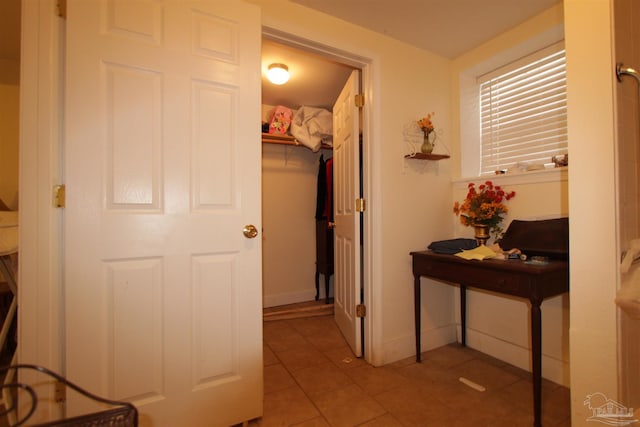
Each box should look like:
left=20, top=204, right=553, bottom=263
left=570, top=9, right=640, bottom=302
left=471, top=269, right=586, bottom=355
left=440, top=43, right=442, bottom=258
left=266, top=63, right=290, bottom=85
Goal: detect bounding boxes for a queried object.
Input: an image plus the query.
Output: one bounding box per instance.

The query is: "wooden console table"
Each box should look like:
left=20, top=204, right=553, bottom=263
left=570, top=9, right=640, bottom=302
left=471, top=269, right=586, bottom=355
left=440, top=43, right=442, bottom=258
left=410, top=250, right=569, bottom=427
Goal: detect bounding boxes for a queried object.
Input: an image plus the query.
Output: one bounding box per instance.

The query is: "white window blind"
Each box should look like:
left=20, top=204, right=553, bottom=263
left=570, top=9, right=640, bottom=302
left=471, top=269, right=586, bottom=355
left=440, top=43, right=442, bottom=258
left=479, top=47, right=567, bottom=175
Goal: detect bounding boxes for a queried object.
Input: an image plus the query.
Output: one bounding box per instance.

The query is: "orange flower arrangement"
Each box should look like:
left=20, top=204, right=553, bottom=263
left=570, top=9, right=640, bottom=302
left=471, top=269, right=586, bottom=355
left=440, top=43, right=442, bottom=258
left=417, top=113, right=435, bottom=134
left=453, top=181, right=516, bottom=239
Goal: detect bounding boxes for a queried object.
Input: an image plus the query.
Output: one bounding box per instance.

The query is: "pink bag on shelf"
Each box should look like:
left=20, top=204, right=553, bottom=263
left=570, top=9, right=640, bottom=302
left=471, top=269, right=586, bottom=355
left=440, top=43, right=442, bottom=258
left=268, top=105, right=293, bottom=135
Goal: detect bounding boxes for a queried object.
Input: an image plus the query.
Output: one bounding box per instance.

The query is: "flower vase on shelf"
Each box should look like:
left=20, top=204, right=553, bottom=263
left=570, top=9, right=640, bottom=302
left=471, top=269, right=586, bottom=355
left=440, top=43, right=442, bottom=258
left=421, top=130, right=435, bottom=154
left=473, top=223, right=490, bottom=246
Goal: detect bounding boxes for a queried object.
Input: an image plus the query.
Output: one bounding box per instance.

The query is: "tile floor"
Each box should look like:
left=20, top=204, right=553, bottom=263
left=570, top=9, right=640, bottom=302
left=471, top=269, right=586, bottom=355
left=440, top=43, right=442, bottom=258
left=251, top=314, right=571, bottom=427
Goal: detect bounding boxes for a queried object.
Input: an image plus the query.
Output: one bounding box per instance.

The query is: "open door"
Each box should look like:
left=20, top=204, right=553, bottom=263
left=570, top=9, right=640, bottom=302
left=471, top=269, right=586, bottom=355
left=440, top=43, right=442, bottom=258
left=333, top=70, right=362, bottom=356
left=63, top=1, right=262, bottom=425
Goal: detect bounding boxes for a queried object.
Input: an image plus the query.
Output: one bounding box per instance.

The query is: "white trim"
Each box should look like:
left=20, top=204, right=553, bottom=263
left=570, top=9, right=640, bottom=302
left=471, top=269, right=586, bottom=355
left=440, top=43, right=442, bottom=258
left=463, top=327, right=569, bottom=387
left=382, top=324, right=457, bottom=364
left=263, top=289, right=319, bottom=308
left=453, top=167, right=568, bottom=188
left=478, top=45, right=567, bottom=175
left=458, top=24, right=564, bottom=178
left=19, top=0, right=64, bottom=421
left=261, top=26, right=381, bottom=365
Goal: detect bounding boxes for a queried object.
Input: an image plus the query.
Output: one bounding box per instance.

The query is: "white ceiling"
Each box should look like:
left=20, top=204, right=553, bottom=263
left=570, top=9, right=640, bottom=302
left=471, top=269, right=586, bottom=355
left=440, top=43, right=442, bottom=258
left=0, top=0, right=562, bottom=112
left=290, top=0, right=562, bottom=59
left=263, top=0, right=562, bottom=110
left=261, top=39, right=357, bottom=110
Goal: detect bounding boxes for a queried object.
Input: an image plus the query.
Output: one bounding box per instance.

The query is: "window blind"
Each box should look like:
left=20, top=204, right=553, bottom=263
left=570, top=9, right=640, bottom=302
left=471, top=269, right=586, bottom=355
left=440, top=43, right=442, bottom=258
left=479, top=48, right=567, bottom=175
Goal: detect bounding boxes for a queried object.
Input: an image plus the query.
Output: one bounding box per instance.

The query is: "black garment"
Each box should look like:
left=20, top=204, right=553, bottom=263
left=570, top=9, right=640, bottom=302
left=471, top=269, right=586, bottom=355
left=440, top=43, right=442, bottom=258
left=324, top=158, right=333, bottom=222
left=315, top=155, right=326, bottom=219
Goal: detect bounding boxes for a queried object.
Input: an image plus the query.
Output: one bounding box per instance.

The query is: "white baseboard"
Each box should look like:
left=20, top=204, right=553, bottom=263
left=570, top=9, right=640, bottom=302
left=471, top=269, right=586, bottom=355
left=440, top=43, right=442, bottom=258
left=462, top=326, right=570, bottom=387
left=263, top=289, right=318, bottom=308
left=380, top=324, right=457, bottom=366
left=379, top=324, right=569, bottom=387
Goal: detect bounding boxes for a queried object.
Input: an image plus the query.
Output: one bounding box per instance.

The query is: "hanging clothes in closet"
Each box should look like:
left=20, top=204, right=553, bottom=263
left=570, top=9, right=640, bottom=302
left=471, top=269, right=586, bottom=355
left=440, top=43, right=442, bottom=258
left=315, top=154, right=333, bottom=222
left=315, top=154, right=334, bottom=302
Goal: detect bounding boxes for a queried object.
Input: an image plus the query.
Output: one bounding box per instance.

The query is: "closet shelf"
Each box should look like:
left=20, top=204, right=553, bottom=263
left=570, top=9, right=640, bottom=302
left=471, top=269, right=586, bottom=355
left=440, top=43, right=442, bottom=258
left=262, top=133, right=332, bottom=150
left=404, top=153, right=450, bottom=160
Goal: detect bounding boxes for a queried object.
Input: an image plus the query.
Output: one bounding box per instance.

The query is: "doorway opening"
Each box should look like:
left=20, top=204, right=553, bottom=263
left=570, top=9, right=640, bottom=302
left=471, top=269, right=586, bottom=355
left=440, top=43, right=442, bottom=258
left=259, top=29, right=372, bottom=359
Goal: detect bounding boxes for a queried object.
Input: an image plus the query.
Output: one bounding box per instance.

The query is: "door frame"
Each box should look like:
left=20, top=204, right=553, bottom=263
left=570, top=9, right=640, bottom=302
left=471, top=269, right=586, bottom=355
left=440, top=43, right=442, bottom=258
left=262, top=27, right=381, bottom=364
left=19, top=0, right=65, bottom=421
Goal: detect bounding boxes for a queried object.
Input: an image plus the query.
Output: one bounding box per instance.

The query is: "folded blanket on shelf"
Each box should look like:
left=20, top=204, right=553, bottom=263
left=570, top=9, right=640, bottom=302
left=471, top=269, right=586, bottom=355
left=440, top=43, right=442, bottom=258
left=290, top=106, right=333, bottom=152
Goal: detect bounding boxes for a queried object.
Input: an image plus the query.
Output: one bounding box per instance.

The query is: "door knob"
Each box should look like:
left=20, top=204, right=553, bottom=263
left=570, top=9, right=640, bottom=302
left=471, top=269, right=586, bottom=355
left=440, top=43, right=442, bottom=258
left=328, top=222, right=336, bottom=229
left=243, top=224, right=259, bottom=239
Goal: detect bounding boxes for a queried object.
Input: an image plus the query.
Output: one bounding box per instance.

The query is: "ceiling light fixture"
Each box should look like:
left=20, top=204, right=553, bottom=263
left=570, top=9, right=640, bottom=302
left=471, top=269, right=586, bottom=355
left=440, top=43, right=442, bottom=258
left=267, top=63, right=290, bottom=85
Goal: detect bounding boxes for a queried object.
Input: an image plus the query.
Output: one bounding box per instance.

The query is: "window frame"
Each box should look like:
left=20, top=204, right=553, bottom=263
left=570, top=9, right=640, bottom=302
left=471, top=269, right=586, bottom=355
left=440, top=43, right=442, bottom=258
left=478, top=42, right=567, bottom=175
left=458, top=31, right=566, bottom=181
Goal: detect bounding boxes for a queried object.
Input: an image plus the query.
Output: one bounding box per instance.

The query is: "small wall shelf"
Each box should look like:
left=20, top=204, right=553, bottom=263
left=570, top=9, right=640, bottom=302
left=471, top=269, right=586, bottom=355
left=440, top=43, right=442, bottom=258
left=404, top=153, right=450, bottom=160
left=262, top=133, right=332, bottom=150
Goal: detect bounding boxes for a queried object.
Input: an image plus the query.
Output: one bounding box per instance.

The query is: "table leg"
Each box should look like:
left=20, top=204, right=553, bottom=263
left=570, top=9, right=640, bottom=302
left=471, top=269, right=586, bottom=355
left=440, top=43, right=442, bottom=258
left=325, top=274, right=331, bottom=304
left=531, top=301, right=542, bottom=427
left=460, top=285, right=467, bottom=347
left=414, top=275, right=421, bottom=362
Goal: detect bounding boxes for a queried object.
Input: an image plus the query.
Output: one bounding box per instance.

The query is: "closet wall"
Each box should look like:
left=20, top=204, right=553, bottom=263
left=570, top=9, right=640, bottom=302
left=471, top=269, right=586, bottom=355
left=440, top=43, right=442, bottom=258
left=0, top=58, right=19, bottom=211
left=261, top=104, right=332, bottom=307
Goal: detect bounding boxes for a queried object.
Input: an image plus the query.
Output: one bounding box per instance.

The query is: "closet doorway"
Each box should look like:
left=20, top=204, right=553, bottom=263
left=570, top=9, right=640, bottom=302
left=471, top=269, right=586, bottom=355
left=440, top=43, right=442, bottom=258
left=260, top=35, right=368, bottom=356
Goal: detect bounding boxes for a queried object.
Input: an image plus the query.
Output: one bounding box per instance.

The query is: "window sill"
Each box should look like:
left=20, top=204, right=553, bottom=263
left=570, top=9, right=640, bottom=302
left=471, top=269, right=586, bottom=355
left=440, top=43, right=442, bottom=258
left=453, top=167, right=568, bottom=188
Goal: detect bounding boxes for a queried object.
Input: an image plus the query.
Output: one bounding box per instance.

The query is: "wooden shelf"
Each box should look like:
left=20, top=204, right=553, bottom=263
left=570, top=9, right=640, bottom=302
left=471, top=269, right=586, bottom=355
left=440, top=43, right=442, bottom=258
left=262, top=133, right=296, bottom=145
left=262, top=133, right=332, bottom=150
left=404, top=153, right=450, bottom=160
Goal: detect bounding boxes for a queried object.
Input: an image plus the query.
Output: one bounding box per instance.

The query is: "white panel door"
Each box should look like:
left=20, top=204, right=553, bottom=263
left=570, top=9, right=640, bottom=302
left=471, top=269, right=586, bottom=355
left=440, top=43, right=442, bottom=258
left=333, top=70, right=362, bottom=356
left=64, top=1, right=262, bottom=426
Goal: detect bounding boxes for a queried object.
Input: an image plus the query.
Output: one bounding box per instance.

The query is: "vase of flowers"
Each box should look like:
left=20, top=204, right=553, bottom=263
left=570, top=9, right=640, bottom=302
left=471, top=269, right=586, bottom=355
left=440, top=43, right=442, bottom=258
left=453, top=181, right=516, bottom=244
left=472, top=224, right=490, bottom=246
left=418, top=113, right=436, bottom=154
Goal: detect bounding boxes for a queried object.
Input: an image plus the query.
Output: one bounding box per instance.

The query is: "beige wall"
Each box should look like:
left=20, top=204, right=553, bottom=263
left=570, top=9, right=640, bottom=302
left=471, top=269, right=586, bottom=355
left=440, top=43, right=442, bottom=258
left=450, top=5, right=570, bottom=386
left=0, top=81, right=19, bottom=210
left=565, top=0, right=620, bottom=424
left=450, top=5, right=565, bottom=179
left=450, top=174, right=569, bottom=386
left=247, top=0, right=455, bottom=365
left=250, top=4, right=626, bottom=412
left=250, top=0, right=580, bottom=379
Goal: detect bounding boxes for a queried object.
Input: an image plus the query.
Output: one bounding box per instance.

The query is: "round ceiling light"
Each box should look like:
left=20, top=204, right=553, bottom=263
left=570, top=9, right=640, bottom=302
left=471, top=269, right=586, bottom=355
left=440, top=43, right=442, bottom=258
left=267, top=63, right=290, bottom=85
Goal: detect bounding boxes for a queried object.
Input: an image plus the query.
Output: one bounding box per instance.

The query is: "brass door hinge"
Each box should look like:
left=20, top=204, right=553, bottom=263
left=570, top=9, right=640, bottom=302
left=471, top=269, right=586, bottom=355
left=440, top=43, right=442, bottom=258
left=58, top=0, right=67, bottom=19
left=356, top=304, right=366, bottom=317
left=53, top=185, right=66, bottom=208
left=355, top=198, right=366, bottom=212
left=355, top=94, right=364, bottom=108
